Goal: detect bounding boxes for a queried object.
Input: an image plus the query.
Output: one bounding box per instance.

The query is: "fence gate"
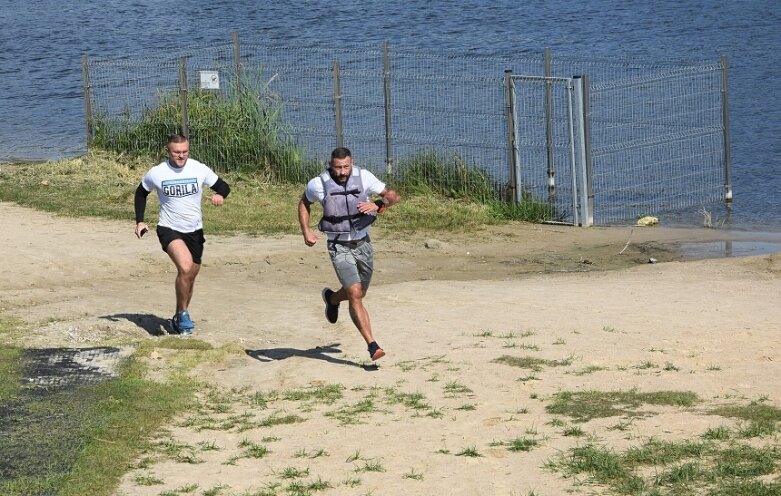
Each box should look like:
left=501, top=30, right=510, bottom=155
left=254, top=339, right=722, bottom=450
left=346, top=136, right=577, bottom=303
left=506, top=74, right=591, bottom=226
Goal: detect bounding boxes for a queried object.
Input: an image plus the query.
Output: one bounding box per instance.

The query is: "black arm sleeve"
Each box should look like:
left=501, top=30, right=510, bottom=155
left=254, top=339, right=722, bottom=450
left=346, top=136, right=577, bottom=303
left=210, top=177, right=231, bottom=198
left=134, top=183, right=150, bottom=223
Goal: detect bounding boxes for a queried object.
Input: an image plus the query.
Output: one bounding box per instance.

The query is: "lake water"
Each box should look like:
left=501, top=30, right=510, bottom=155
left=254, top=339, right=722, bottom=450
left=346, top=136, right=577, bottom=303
left=1, top=0, right=779, bottom=231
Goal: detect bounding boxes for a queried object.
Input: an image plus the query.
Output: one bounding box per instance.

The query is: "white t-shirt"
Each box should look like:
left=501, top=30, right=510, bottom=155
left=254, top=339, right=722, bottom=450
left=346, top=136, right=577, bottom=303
left=141, top=158, right=218, bottom=233
left=304, top=167, right=386, bottom=241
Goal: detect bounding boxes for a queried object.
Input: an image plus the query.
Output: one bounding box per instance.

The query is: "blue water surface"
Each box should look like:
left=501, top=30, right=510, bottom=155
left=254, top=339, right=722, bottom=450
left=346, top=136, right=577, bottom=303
left=0, top=0, right=778, bottom=230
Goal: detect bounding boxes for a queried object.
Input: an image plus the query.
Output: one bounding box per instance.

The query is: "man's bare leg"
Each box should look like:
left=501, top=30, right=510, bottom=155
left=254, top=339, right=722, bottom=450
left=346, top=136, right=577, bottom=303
left=166, top=240, right=200, bottom=314
left=332, top=283, right=384, bottom=360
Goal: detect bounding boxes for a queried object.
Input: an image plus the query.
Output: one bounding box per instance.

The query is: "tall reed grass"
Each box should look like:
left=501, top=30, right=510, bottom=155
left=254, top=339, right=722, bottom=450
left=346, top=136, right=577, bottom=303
left=392, top=150, right=555, bottom=222
left=92, top=69, right=321, bottom=182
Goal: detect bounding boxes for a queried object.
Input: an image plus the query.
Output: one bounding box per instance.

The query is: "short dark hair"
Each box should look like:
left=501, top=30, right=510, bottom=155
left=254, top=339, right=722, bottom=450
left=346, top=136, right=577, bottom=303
left=167, top=134, right=188, bottom=146
left=330, top=147, right=351, bottom=161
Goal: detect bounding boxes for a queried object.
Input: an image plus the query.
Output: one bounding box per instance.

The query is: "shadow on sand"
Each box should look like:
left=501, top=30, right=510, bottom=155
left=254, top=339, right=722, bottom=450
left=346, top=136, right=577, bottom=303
left=246, top=343, right=378, bottom=371
left=100, top=313, right=172, bottom=336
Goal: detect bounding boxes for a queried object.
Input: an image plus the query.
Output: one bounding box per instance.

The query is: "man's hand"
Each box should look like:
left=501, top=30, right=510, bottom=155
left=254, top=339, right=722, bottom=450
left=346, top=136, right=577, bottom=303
left=298, top=197, right=319, bottom=246
left=357, top=200, right=381, bottom=214
left=135, top=222, right=149, bottom=239
left=303, top=230, right=319, bottom=247
left=210, top=194, right=225, bottom=206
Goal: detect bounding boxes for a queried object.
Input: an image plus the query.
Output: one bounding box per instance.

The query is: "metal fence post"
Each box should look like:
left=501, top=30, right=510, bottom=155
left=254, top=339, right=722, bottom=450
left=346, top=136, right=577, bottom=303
left=581, top=73, right=594, bottom=226
left=333, top=62, right=344, bottom=148
left=565, top=79, right=580, bottom=227
left=178, top=57, right=190, bottom=139
left=720, top=55, right=733, bottom=203
left=233, top=32, right=242, bottom=94
left=81, top=54, right=94, bottom=149
left=573, top=75, right=593, bottom=226
left=383, top=41, right=393, bottom=177
left=503, top=70, right=520, bottom=203
left=544, top=48, right=555, bottom=201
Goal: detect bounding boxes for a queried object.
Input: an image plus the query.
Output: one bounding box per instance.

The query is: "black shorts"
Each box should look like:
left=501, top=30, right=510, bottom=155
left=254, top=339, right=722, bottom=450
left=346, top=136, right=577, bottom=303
left=156, top=226, right=206, bottom=264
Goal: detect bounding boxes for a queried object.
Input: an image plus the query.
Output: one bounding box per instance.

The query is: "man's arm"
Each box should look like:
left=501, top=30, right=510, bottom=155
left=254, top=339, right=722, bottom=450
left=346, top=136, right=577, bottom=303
left=134, top=183, right=151, bottom=238
left=378, top=187, right=400, bottom=211
left=209, top=177, right=230, bottom=206
left=298, top=195, right=319, bottom=247
left=358, top=186, right=400, bottom=214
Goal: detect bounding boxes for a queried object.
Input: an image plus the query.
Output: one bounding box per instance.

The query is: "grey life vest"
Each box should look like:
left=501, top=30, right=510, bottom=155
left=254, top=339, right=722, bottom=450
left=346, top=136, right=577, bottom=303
left=318, top=167, right=377, bottom=234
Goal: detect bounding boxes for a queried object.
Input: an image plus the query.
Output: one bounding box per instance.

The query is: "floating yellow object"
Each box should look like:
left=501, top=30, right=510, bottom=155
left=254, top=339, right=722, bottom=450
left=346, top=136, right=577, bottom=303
left=636, top=215, right=659, bottom=226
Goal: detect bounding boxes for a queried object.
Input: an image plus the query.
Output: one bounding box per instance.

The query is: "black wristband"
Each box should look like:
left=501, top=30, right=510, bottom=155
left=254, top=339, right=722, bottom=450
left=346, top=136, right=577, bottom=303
left=374, top=199, right=386, bottom=213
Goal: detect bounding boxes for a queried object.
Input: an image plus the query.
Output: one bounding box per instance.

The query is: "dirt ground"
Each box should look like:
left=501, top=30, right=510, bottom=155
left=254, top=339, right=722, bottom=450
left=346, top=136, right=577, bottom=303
left=2, top=201, right=781, bottom=495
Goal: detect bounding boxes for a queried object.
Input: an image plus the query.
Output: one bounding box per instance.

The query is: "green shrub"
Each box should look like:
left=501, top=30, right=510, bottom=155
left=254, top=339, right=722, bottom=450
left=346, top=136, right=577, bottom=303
left=92, top=68, right=321, bottom=181
left=393, top=150, right=496, bottom=201
left=392, top=149, right=556, bottom=222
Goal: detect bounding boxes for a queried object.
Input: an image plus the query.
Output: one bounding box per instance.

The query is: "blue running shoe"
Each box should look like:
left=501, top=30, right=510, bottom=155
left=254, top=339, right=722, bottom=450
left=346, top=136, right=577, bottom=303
left=175, top=311, right=195, bottom=335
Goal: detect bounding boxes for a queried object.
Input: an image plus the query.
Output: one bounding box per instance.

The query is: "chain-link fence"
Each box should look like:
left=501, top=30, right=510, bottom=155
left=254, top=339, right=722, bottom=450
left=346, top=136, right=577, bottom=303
left=83, top=36, right=730, bottom=225
left=587, top=64, right=727, bottom=224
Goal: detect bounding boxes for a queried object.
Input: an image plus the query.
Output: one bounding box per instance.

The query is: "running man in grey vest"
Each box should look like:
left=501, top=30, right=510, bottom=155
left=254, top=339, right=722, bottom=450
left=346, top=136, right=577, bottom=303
left=298, top=147, right=400, bottom=361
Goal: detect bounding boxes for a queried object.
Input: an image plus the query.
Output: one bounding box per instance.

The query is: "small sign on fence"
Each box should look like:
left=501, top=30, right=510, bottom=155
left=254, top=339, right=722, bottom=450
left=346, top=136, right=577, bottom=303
left=199, top=70, right=220, bottom=89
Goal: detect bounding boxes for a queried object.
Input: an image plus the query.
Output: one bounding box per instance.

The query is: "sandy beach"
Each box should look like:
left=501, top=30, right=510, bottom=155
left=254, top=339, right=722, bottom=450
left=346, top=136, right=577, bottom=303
left=2, top=201, right=780, bottom=495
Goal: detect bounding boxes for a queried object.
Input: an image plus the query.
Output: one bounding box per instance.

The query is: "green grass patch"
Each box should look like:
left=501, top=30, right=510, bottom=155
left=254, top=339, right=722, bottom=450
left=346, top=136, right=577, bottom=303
left=558, top=443, right=644, bottom=492
left=455, top=446, right=482, bottom=457
left=393, top=150, right=556, bottom=222
left=282, top=384, right=344, bottom=405
left=354, top=459, right=385, bottom=473
left=553, top=425, right=781, bottom=495
left=623, top=438, right=709, bottom=465
left=713, top=480, right=781, bottom=495
left=237, top=439, right=270, bottom=459
left=710, top=401, right=781, bottom=439
left=703, top=425, right=732, bottom=440
left=710, top=401, right=781, bottom=424
left=249, top=384, right=345, bottom=411
left=0, top=351, right=197, bottom=496
left=0, top=151, right=552, bottom=235
left=546, top=389, right=699, bottom=422
left=506, top=436, right=539, bottom=452
left=572, top=365, right=608, bottom=376
left=563, top=425, right=586, bottom=437
left=384, top=388, right=431, bottom=411
left=493, top=354, right=573, bottom=372
left=0, top=345, right=23, bottom=401
left=135, top=339, right=247, bottom=380
left=0, top=154, right=305, bottom=236
left=0, top=314, right=27, bottom=349
left=325, top=399, right=378, bottom=425
left=403, top=468, right=424, bottom=480
left=443, top=381, right=473, bottom=396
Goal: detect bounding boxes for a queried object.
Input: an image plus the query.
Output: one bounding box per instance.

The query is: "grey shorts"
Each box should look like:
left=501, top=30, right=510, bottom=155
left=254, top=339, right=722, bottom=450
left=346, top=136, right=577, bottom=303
left=327, top=239, right=374, bottom=289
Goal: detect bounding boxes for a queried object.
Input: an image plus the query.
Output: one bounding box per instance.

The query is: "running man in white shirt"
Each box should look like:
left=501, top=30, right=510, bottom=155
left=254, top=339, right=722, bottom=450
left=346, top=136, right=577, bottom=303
left=134, top=134, right=231, bottom=335
left=298, top=147, right=400, bottom=361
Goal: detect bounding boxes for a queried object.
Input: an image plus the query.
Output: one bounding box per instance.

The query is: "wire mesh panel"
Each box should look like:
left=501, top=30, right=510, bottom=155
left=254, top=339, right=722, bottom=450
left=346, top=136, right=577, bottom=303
left=88, top=55, right=182, bottom=155
left=385, top=49, right=524, bottom=197
left=588, top=64, right=725, bottom=223
left=238, top=43, right=375, bottom=177
left=88, top=45, right=239, bottom=162
left=235, top=43, right=542, bottom=194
